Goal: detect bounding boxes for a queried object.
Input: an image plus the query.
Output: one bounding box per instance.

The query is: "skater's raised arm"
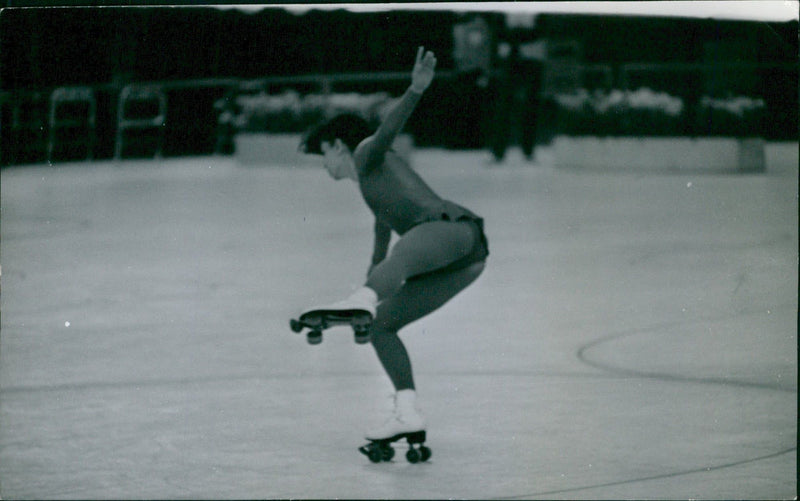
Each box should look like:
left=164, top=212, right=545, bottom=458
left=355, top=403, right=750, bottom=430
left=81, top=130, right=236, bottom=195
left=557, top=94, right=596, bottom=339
left=356, top=47, right=437, bottom=170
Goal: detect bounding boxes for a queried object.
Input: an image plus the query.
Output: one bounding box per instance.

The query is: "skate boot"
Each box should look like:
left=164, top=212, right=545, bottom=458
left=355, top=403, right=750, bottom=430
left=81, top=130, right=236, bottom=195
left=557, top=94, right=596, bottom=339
left=300, top=286, right=378, bottom=319
left=359, top=390, right=431, bottom=463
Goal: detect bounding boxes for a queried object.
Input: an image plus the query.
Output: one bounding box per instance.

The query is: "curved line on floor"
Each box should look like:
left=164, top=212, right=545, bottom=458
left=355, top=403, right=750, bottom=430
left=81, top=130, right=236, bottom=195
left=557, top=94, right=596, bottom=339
left=502, top=313, right=796, bottom=500
left=576, top=315, right=796, bottom=394
left=492, top=447, right=796, bottom=499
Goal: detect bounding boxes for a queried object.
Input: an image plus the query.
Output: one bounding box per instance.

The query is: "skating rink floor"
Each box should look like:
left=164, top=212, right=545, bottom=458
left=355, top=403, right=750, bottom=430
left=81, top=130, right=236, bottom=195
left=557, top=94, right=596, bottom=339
left=1, top=142, right=797, bottom=499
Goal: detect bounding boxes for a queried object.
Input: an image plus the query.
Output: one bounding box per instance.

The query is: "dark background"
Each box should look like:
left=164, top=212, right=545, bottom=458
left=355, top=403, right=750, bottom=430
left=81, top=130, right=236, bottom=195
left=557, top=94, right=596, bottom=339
left=1, top=7, right=796, bottom=164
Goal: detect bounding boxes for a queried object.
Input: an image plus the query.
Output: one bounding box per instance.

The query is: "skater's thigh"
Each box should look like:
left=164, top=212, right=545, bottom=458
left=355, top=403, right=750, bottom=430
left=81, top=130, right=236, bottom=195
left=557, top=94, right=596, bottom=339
left=374, top=261, right=485, bottom=333
left=388, top=221, right=476, bottom=277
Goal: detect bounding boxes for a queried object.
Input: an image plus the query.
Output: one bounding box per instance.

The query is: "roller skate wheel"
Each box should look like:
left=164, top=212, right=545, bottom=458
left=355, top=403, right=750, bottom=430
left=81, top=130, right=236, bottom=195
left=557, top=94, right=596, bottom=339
left=381, top=445, right=395, bottom=461
left=307, top=331, right=322, bottom=345
left=406, top=448, right=421, bottom=464
left=367, top=447, right=383, bottom=463
left=354, top=331, right=371, bottom=344
left=419, top=445, right=431, bottom=462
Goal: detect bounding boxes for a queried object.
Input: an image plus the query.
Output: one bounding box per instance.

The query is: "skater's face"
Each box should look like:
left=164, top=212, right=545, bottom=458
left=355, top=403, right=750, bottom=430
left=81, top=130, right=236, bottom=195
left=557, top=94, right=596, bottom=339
left=321, top=139, right=356, bottom=181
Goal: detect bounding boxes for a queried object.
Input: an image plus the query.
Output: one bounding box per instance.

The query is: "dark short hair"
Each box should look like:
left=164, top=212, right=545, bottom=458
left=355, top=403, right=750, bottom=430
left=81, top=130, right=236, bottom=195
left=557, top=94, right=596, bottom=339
left=299, top=113, right=373, bottom=155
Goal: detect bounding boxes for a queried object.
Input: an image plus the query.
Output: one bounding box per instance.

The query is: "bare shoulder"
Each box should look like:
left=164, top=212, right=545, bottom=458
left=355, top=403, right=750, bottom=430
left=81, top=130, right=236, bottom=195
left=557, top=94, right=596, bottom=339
left=353, top=135, right=380, bottom=174
left=353, top=135, right=374, bottom=157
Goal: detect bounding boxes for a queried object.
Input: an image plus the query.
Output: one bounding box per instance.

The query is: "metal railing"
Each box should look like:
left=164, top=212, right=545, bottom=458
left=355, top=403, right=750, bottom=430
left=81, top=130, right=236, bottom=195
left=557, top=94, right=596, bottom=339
left=2, top=70, right=463, bottom=164
left=618, top=61, right=797, bottom=93
left=48, top=86, right=97, bottom=162
left=1, top=63, right=795, bottom=164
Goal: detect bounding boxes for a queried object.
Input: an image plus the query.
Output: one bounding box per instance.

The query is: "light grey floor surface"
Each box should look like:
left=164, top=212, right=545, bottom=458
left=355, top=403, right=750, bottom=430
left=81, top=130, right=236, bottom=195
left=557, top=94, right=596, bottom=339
left=1, top=143, right=796, bottom=499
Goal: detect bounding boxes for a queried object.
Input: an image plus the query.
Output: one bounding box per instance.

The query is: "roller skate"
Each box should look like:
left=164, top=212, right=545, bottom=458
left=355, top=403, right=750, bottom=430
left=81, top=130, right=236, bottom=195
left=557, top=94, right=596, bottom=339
left=358, top=390, right=431, bottom=464
left=290, top=287, right=377, bottom=345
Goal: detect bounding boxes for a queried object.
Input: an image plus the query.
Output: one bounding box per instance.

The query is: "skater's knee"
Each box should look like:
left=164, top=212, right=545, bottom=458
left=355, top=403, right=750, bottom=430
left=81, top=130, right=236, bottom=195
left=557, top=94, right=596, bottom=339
left=369, top=326, right=400, bottom=347
left=371, top=309, right=404, bottom=335
left=369, top=327, right=393, bottom=342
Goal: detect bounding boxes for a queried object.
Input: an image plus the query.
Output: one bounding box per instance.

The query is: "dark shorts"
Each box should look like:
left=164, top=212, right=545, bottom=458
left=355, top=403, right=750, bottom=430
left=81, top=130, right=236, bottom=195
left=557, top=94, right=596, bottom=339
left=411, top=215, right=489, bottom=278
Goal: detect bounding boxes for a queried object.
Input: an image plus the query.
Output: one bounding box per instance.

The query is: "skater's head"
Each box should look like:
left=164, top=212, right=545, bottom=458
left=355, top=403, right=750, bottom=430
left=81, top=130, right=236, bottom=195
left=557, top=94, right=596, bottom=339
left=301, top=113, right=372, bottom=154
left=300, top=113, right=371, bottom=181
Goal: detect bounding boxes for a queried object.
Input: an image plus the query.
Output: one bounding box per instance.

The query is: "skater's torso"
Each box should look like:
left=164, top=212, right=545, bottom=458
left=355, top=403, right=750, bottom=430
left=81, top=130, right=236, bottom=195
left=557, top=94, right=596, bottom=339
left=358, top=151, right=477, bottom=235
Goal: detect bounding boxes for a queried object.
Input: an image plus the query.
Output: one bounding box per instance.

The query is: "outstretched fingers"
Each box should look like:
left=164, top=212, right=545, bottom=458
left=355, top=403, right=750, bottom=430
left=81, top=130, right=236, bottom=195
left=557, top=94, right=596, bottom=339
left=409, top=46, right=437, bottom=93
left=424, top=52, right=436, bottom=69
left=416, top=46, right=437, bottom=67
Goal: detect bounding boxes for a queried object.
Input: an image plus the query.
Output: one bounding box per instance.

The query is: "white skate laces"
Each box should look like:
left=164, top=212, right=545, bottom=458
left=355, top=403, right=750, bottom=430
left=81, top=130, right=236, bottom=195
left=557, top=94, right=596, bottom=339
left=365, top=389, right=426, bottom=441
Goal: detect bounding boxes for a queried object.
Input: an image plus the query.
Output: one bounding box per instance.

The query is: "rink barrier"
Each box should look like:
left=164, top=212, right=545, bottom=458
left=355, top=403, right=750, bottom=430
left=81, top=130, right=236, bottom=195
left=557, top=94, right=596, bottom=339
left=1, top=70, right=452, bottom=165
left=553, top=136, right=766, bottom=173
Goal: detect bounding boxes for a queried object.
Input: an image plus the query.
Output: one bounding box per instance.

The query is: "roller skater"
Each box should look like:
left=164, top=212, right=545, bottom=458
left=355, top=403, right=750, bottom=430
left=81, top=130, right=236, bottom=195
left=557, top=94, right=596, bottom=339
left=298, top=46, right=489, bottom=462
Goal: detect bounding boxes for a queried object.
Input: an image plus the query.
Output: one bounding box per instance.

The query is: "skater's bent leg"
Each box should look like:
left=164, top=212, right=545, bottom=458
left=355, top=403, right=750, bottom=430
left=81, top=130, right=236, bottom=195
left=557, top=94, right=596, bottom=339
left=370, top=328, right=416, bottom=390
left=366, top=221, right=476, bottom=300
left=370, top=261, right=486, bottom=391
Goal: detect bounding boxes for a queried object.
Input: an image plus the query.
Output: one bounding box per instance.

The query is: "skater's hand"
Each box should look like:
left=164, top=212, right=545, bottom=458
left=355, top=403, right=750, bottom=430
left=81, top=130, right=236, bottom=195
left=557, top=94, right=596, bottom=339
left=410, top=47, right=437, bottom=93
